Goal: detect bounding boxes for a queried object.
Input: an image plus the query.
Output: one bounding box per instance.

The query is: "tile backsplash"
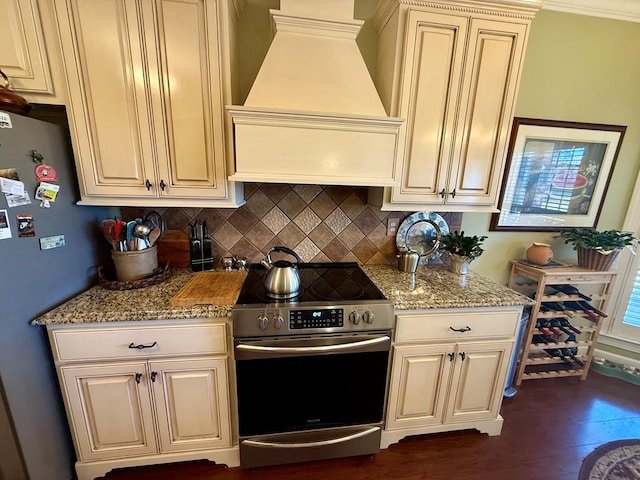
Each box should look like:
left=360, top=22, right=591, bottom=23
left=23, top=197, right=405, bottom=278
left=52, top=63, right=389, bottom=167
left=121, top=184, right=462, bottom=267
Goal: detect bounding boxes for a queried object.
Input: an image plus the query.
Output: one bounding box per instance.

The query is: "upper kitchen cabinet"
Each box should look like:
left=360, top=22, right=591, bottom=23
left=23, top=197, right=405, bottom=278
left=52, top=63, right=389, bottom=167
left=0, top=0, right=67, bottom=103
left=372, top=0, right=540, bottom=211
left=52, top=0, right=244, bottom=207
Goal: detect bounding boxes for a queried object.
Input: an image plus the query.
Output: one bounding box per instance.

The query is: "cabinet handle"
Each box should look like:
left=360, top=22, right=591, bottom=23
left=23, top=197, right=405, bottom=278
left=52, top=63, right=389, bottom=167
left=459, top=352, right=466, bottom=361
left=151, top=371, right=158, bottom=382
left=439, top=188, right=446, bottom=198
left=135, top=373, right=142, bottom=384
left=448, top=352, right=455, bottom=362
left=145, top=179, right=152, bottom=190
left=160, top=180, right=166, bottom=191
left=449, top=326, right=471, bottom=333
left=450, top=188, right=456, bottom=198
left=128, top=341, right=158, bottom=350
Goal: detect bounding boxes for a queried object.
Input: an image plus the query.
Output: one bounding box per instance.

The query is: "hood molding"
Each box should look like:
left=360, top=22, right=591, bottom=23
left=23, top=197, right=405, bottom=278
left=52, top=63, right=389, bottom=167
left=228, top=0, right=403, bottom=187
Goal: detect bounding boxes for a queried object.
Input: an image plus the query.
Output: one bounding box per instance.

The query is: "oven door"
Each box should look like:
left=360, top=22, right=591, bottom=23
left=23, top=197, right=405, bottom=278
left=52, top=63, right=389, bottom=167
left=234, top=332, right=391, bottom=467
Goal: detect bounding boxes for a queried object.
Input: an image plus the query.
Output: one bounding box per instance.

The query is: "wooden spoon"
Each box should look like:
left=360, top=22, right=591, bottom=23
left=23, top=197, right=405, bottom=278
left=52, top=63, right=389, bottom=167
left=148, top=227, right=161, bottom=246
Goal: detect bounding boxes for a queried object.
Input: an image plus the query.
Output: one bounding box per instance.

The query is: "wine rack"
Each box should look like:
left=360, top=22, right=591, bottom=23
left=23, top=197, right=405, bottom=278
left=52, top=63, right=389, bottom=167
left=508, top=260, right=617, bottom=385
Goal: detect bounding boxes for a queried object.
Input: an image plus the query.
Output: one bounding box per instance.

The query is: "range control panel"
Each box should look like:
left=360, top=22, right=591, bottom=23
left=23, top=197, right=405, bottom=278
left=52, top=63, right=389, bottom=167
left=289, top=309, right=344, bottom=329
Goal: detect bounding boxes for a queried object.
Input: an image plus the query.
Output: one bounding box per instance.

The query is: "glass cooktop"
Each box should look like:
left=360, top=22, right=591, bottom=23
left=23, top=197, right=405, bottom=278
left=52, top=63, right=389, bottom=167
left=235, top=262, right=387, bottom=305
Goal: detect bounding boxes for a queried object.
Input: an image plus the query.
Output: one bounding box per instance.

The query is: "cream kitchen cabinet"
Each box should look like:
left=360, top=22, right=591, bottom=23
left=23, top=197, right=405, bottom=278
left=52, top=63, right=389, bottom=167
left=47, top=320, right=238, bottom=480
left=371, top=0, right=538, bottom=211
left=51, top=0, right=243, bottom=207
left=0, top=0, right=66, bottom=103
left=382, top=306, right=521, bottom=448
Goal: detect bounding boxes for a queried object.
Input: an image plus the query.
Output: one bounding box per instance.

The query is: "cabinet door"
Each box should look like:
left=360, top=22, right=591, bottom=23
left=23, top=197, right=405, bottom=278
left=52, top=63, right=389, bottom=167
left=445, top=341, right=511, bottom=423
left=447, top=18, right=527, bottom=206
left=0, top=0, right=54, bottom=95
left=145, top=0, right=230, bottom=200
left=53, top=0, right=158, bottom=198
left=151, top=357, right=232, bottom=453
left=386, top=344, right=453, bottom=430
left=390, top=9, right=467, bottom=205
left=60, top=362, right=157, bottom=461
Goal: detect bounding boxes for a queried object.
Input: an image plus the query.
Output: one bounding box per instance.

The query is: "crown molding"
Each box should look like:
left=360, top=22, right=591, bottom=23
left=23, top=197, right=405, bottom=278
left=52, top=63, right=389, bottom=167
left=542, top=0, right=640, bottom=23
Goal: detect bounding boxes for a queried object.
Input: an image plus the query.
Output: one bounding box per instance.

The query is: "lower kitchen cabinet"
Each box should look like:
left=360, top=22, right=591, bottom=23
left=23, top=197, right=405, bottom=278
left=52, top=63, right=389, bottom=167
left=47, top=319, right=238, bottom=480
left=382, top=307, right=521, bottom=448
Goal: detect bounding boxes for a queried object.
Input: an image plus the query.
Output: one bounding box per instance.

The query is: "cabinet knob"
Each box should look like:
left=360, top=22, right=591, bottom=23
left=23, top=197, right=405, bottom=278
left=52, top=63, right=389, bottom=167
left=448, top=352, right=455, bottom=362
left=439, top=188, right=446, bottom=198
left=450, top=188, right=456, bottom=198
left=160, top=180, right=167, bottom=191
left=145, top=179, right=152, bottom=190
left=135, top=373, right=142, bottom=384
left=151, top=371, right=158, bottom=382
left=459, top=352, right=466, bottom=361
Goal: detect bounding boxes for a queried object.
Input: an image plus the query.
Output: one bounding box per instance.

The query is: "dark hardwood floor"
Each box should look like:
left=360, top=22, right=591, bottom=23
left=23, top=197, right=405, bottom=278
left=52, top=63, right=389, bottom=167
left=102, top=372, right=640, bottom=480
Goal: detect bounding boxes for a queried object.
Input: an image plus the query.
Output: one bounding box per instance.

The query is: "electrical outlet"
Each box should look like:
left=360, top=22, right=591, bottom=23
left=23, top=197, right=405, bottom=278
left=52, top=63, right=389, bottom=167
left=387, top=217, right=400, bottom=236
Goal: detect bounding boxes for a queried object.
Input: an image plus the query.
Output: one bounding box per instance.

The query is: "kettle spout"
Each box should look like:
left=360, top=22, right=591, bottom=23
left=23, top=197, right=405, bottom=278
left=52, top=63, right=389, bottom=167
left=260, top=257, right=272, bottom=269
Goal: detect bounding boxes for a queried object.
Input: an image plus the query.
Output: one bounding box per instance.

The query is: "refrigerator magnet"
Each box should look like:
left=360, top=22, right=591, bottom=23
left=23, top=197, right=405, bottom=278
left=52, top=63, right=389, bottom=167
left=0, top=209, right=11, bottom=240
left=35, top=164, right=58, bottom=182
left=35, top=182, right=60, bottom=208
left=17, top=214, right=35, bottom=237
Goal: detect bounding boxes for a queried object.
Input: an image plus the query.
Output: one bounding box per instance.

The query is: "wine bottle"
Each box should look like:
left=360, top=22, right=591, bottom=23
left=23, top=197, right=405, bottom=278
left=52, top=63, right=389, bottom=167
left=534, top=321, right=558, bottom=343
left=547, top=284, right=592, bottom=301
left=189, top=221, right=203, bottom=272
left=558, top=317, right=582, bottom=335
left=562, top=301, right=600, bottom=322
left=562, top=334, right=585, bottom=366
left=548, top=318, right=572, bottom=336
left=201, top=220, right=213, bottom=271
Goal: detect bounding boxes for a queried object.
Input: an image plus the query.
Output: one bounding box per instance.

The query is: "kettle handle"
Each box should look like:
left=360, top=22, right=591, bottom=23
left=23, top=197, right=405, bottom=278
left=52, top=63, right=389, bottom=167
left=267, top=246, right=302, bottom=266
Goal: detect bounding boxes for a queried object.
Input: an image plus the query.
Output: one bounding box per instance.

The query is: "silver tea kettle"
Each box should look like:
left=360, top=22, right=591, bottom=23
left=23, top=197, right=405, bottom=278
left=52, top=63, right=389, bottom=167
left=260, top=246, right=302, bottom=299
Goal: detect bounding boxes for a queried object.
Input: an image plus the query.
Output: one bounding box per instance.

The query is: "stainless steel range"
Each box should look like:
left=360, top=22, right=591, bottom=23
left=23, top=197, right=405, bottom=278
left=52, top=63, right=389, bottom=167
left=232, top=262, right=394, bottom=468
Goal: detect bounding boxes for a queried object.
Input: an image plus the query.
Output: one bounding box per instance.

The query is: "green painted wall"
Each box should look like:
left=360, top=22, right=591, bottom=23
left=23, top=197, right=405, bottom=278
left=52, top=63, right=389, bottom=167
left=463, top=10, right=640, bottom=284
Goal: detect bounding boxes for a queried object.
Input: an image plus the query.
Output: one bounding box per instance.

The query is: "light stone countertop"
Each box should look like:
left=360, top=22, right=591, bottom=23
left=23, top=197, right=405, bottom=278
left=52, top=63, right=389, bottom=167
left=31, top=269, right=232, bottom=325
left=32, top=265, right=533, bottom=326
left=361, top=264, right=534, bottom=311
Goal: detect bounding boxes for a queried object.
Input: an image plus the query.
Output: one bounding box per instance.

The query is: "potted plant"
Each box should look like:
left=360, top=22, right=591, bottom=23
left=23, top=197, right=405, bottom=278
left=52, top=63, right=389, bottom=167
left=555, top=227, right=638, bottom=271
left=439, top=231, right=488, bottom=275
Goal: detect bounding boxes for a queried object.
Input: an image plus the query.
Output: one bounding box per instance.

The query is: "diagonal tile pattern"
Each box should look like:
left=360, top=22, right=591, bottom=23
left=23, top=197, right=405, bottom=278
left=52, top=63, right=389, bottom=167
left=121, top=184, right=462, bottom=266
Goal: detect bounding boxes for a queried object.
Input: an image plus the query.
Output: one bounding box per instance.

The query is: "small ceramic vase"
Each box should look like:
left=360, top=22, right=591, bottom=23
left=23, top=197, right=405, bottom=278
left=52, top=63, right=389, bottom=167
left=526, top=242, right=554, bottom=265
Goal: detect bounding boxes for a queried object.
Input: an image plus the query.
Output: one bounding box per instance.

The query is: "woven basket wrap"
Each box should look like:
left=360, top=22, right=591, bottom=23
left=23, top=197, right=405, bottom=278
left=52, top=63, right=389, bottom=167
left=576, top=246, right=621, bottom=271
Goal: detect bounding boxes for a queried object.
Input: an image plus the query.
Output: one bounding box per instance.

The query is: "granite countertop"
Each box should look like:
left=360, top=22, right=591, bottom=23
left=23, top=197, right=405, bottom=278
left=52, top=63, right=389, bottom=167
left=361, top=264, right=534, bottom=311
left=32, top=269, right=232, bottom=325
left=33, top=265, right=533, bottom=326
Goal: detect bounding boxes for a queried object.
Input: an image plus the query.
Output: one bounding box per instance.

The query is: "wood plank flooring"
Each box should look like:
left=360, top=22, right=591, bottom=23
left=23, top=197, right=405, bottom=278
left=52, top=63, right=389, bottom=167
left=102, top=372, right=640, bottom=480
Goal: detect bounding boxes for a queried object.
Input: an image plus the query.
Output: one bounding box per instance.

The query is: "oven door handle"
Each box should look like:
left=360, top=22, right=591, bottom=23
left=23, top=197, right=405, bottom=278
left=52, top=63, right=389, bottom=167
left=241, top=426, right=380, bottom=449
left=236, top=335, right=390, bottom=356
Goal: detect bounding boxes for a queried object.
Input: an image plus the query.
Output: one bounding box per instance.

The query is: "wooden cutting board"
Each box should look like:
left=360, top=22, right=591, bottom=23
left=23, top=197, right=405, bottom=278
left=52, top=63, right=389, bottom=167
left=169, top=271, right=247, bottom=307
left=157, top=230, right=190, bottom=268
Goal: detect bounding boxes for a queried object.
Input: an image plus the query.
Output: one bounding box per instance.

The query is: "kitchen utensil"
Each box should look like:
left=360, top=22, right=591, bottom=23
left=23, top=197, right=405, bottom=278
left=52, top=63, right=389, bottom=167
left=396, top=212, right=448, bottom=260
left=148, top=227, right=161, bottom=246
left=260, top=246, right=302, bottom=299
left=133, top=222, right=151, bottom=239
left=169, top=271, right=247, bottom=307
left=101, top=219, right=117, bottom=250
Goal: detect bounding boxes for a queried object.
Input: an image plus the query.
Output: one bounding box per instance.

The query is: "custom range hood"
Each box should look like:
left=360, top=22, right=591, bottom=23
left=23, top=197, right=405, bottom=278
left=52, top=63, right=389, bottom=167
left=227, top=0, right=403, bottom=186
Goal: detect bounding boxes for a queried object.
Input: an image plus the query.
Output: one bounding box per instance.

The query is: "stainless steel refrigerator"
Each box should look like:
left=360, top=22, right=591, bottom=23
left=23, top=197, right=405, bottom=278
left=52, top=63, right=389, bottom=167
left=0, top=109, right=110, bottom=480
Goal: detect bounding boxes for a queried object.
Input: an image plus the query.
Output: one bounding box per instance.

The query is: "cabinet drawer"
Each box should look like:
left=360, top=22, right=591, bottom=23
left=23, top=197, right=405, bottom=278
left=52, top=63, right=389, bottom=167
left=395, top=309, right=520, bottom=343
left=50, top=323, right=227, bottom=362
